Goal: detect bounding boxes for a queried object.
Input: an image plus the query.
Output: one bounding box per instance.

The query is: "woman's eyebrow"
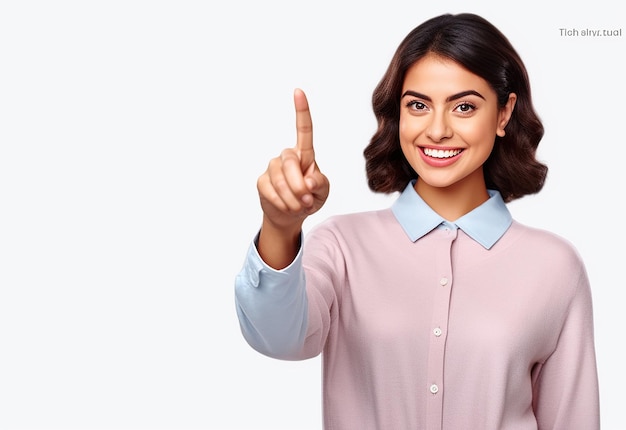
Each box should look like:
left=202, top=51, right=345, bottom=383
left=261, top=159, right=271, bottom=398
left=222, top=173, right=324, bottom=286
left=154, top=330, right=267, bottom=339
left=401, top=89, right=486, bottom=101
left=401, top=90, right=431, bottom=101
left=447, top=90, right=485, bottom=101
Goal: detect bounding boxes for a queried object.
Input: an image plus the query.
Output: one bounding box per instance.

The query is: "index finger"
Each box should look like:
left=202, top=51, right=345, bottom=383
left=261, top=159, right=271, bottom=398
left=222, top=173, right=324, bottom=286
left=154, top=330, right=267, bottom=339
left=294, top=88, right=314, bottom=153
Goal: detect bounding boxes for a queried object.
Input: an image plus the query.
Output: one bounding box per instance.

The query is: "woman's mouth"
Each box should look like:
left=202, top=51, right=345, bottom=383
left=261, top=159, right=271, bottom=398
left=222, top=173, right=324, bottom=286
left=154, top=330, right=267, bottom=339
left=423, top=148, right=463, bottom=159
left=419, top=147, right=464, bottom=167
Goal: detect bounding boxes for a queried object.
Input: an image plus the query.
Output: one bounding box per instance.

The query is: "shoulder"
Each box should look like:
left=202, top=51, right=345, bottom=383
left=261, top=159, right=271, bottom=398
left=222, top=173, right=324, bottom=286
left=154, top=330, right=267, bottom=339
left=323, top=209, right=395, bottom=226
left=505, top=220, right=585, bottom=269
left=303, top=208, right=404, bottom=253
left=308, top=209, right=397, bottom=237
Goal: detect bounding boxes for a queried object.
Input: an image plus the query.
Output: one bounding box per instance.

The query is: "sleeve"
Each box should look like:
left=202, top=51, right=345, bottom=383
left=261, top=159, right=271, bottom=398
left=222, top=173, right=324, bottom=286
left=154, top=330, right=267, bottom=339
left=531, top=263, right=600, bottom=430
left=234, top=235, right=309, bottom=360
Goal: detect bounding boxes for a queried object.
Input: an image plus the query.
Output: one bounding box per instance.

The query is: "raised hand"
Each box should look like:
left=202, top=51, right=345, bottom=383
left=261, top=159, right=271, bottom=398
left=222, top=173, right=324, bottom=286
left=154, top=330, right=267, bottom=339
left=256, top=89, right=330, bottom=268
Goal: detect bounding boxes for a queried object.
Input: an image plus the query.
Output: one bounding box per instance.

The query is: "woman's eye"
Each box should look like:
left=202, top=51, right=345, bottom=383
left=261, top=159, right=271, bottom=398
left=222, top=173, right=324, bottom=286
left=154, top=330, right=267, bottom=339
left=407, top=101, right=427, bottom=111
left=454, top=103, right=476, bottom=113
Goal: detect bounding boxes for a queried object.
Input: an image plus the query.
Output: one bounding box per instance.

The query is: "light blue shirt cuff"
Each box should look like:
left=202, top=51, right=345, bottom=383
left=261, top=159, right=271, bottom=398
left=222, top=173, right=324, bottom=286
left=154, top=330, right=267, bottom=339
left=234, top=233, right=308, bottom=359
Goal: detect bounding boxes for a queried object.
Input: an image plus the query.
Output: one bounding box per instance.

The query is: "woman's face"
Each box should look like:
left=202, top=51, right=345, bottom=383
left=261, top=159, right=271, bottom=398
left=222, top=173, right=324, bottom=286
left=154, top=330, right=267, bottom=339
left=399, top=54, right=515, bottom=194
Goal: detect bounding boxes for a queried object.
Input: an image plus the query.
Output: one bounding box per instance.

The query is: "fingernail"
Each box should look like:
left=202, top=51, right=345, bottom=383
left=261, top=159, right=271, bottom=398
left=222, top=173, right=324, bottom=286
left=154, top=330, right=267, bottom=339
left=301, top=194, right=313, bottom=206
left=305, top=177, right=316, bottom=190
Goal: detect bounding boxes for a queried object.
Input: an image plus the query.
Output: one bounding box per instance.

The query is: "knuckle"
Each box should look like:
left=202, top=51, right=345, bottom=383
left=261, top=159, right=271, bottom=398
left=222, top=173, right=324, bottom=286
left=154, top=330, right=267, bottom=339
left=256, top=173, right=268, bottom=191
left=267, top=156, right=281, bottom=169
left=280, top=148, right=298, bottom=160
left=297, top=123, right=312, bottom=134
left=271, top=175, right=289, bottom=193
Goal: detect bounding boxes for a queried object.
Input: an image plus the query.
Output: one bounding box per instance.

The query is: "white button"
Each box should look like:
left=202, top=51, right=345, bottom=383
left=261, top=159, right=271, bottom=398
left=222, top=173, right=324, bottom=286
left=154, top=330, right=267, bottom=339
left=433, top=327, right=442, bottom=337
left=439, top=277, right=448, bottom=286
left=430, top=384, right=439, bottom=394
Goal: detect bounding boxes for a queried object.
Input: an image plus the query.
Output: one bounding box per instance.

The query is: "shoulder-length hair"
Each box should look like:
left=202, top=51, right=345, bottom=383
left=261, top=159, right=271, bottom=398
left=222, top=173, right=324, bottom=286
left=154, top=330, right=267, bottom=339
left=363, top=13, right=548, bottom=202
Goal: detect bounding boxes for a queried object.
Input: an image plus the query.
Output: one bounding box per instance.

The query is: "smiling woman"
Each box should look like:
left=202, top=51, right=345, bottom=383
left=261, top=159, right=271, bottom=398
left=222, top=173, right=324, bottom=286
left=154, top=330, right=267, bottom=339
left=234, top=12, right=600, bottom=430
left=396, top=55, right=517, bottom=220
left=364, top=13, right=546, bottom=204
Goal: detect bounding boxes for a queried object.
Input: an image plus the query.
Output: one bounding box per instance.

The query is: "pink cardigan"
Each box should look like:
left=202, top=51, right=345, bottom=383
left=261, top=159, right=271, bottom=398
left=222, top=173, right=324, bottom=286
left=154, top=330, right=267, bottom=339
left=236, top=189, right=600, bottom=429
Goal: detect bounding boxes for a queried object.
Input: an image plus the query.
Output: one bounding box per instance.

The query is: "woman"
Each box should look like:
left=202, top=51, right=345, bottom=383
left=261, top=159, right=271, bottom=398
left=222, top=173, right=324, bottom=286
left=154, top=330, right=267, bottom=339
left=235, top=13, right=600, bottom=430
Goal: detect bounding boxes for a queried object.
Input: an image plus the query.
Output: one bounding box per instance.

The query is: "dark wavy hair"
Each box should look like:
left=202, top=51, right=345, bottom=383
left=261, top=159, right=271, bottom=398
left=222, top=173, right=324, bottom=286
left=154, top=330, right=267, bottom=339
left=363, top=13, right=547, bottom=202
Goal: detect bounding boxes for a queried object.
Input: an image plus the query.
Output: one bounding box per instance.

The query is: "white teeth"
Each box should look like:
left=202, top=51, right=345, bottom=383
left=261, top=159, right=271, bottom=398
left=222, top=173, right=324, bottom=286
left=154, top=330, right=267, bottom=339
left=423, top=148, right=462, bottom=158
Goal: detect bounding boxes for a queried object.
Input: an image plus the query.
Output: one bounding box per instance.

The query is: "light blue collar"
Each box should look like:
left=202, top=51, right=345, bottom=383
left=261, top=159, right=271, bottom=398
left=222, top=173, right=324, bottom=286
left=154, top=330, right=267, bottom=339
left=391, top=181, right=512, bottom=249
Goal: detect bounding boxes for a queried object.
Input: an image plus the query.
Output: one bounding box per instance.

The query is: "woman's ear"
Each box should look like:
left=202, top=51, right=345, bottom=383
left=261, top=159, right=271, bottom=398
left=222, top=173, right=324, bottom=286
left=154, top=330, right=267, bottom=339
left=496, top=93, right=517, bottom=137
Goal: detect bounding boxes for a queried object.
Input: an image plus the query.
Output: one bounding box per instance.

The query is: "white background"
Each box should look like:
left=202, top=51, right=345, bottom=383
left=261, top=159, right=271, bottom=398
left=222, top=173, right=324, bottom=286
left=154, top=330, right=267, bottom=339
left=0, top=1, right=623, bottom=429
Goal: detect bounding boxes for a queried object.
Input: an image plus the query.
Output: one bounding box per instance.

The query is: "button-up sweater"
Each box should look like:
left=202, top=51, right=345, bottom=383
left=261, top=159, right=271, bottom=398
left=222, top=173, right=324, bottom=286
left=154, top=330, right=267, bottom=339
left=235, top=182, right=600, bottom=429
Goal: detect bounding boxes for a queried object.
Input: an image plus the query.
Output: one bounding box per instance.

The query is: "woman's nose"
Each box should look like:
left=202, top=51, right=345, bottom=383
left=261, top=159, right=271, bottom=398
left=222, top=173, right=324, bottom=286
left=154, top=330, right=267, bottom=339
left=425, top=112, right=452, bottom=142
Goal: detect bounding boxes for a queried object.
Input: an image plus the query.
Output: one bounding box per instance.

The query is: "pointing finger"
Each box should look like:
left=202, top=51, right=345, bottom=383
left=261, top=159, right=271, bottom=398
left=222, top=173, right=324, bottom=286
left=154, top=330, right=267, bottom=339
left=294, top=88, right=314, bottom=167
